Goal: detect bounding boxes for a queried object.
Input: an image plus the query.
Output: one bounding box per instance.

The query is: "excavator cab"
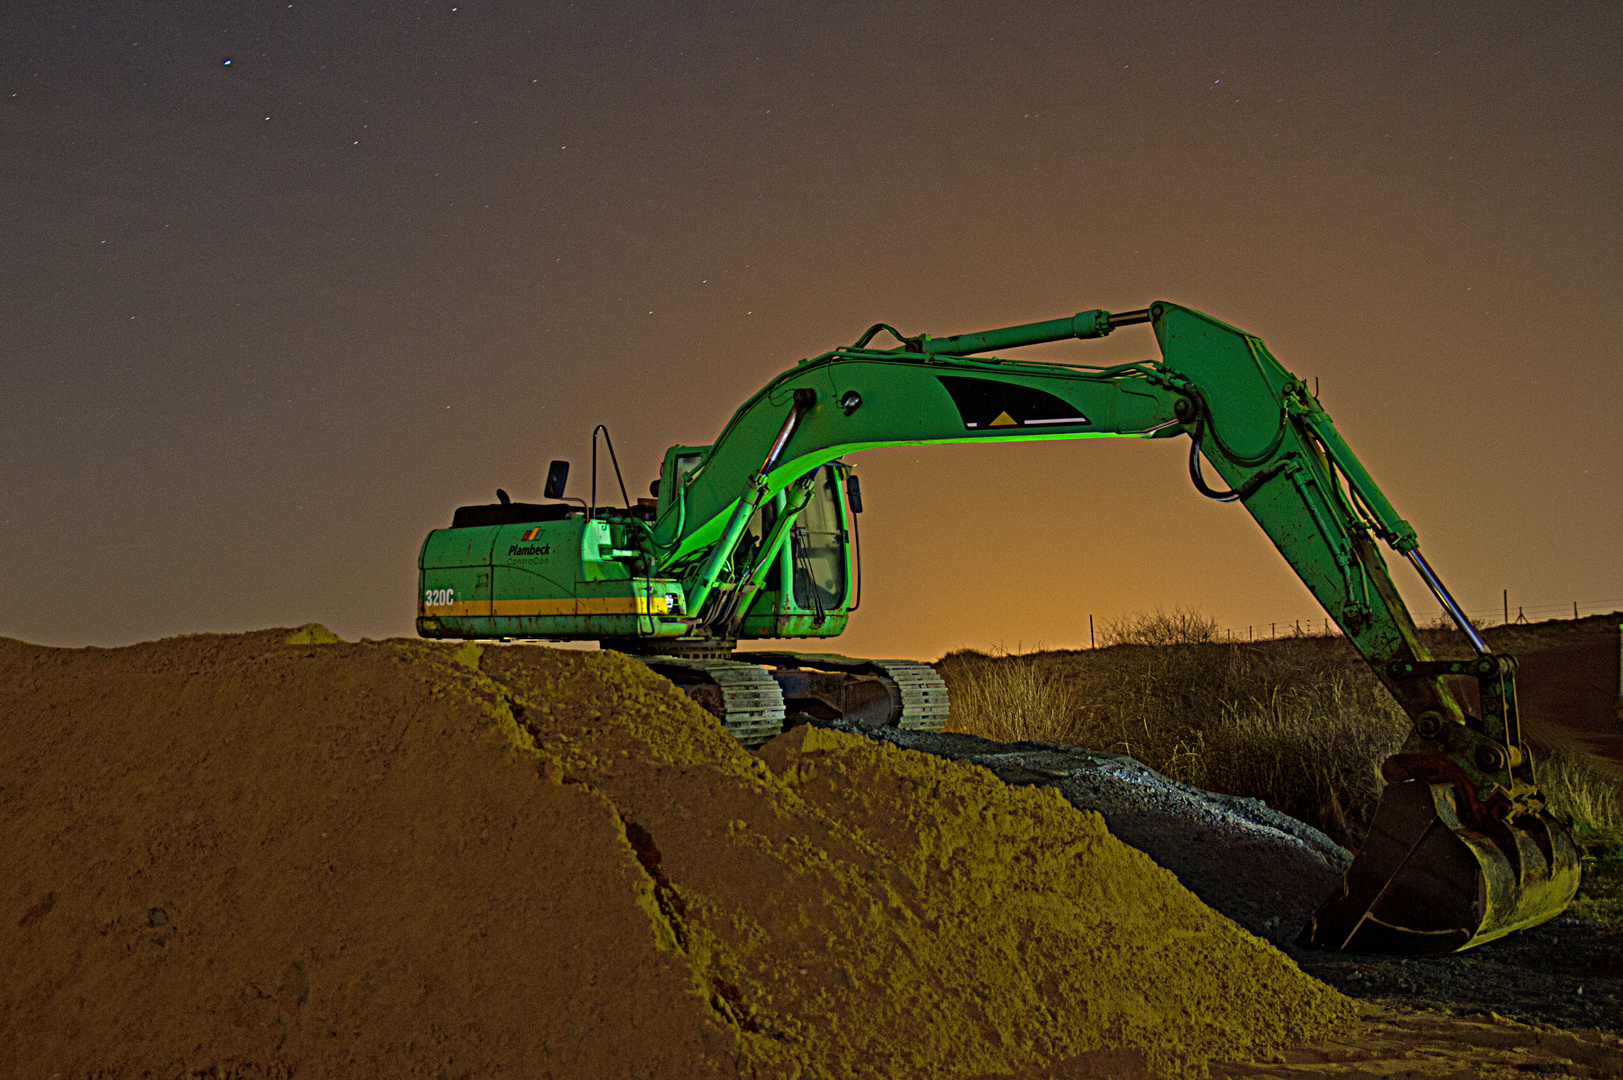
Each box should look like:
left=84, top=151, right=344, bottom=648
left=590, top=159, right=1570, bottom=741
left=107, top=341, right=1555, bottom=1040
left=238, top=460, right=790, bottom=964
left=733, top=463, right=854, bottom=637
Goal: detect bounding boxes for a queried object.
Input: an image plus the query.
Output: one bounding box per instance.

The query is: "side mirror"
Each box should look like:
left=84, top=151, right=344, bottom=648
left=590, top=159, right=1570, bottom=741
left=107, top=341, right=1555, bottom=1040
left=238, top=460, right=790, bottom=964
left=649, top=478, right=661, bottom=498
left=545, top=460, right=570, bottom=500
left=845, top=473, right=863, bottom=514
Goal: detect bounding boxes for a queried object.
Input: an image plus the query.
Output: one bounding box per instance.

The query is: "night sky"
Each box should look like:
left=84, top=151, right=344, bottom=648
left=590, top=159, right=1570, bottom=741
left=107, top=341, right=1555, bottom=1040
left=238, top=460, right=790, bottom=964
left=4, top=1, right=1620, bottom=659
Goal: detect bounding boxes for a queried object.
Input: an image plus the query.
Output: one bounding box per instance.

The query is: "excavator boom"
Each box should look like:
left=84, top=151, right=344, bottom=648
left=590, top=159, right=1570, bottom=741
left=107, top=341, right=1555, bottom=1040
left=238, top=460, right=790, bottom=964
left=418, top=300, right=1579, bottom=954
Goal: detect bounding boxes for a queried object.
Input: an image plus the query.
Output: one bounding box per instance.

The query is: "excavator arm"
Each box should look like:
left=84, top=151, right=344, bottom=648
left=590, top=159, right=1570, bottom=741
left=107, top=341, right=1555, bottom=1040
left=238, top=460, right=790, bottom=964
left=649, top=300, right=1579, bottom=954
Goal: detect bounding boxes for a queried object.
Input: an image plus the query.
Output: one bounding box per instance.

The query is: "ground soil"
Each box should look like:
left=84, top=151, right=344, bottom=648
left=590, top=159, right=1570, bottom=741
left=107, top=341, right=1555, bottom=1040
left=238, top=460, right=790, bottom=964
left=1289, top=916, right=1622, bottom=1036
left=1511, top=634, right=1623, bottom=781
left=3, top=626, right=1620, bottom=1078
left=1207, top=1006, right=1623, bottom=1079
left=994, top=1008, right=1623, bottom=1079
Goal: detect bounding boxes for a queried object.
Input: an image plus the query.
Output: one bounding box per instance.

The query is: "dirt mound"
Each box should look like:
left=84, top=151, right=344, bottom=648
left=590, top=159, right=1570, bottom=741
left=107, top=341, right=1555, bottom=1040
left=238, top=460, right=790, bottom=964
left=1208, top=1009, right=1623, bottom=1079
left=2, top=632, right=1357, bottom=1078
left=808, top=723, right=1352, bottom=948
left=1, top=632, right=739, bottom=1079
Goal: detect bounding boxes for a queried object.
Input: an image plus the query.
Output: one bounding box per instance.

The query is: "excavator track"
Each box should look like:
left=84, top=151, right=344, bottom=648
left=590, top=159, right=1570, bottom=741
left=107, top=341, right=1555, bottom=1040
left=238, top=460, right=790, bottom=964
left=869, top=658, right=952, bottom=732
left=735, top=652, right=950, bottom=734
left=638, top=656, right=786, bottom=747
left=634, top=651, right=949, bottom=746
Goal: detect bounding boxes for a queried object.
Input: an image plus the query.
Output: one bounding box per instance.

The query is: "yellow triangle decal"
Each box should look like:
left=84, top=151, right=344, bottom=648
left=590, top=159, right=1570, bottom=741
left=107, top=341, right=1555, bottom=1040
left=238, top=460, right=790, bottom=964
left=989, top=410, right=1019, bottom=428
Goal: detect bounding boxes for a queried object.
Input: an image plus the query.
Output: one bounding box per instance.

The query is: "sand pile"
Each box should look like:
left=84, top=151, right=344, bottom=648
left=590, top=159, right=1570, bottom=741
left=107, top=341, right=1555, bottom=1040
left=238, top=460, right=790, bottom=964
left=2, top=632, right=1356, bottom=1078
left=807, top=724, right=1353, bottom=948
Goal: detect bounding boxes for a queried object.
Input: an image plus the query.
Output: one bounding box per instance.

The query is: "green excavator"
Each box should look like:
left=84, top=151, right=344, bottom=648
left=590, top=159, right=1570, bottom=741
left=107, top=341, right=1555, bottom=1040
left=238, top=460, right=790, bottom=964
left=416, top=301, right=1580, bottom=956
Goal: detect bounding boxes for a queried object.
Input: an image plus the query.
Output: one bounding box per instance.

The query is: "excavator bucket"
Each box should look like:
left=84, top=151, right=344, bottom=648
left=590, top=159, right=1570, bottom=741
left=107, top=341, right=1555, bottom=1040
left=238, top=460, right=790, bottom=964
left=1306, top=778, right=1581, bottom=955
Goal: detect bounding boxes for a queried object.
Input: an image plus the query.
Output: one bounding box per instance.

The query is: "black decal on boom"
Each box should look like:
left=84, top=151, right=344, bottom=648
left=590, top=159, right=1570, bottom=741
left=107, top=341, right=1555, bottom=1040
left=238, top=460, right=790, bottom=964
left=936, top=375, right=1089, bottom=430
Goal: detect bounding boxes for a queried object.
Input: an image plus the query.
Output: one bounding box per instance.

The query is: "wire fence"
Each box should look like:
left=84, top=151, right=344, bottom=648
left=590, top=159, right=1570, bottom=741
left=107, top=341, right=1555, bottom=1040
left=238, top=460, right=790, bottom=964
left=1210, top=596, right=1623, bottom=643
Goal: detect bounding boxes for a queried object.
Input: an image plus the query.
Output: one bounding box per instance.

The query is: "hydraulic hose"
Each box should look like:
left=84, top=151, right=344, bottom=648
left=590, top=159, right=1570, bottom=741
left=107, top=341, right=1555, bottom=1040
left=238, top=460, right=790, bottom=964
left=1186, top=412, right=1289, bottom=503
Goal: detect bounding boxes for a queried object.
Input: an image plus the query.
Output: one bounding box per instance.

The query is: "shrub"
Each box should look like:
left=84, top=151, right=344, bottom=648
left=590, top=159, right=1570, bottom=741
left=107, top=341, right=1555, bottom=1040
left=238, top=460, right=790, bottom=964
left=1097, top=607, right=1220, bottom=647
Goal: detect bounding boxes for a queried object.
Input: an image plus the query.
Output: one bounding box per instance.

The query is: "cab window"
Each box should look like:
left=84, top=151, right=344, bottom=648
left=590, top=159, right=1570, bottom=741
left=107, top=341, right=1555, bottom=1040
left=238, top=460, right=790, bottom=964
left=792, top=467, right=846, bottom=613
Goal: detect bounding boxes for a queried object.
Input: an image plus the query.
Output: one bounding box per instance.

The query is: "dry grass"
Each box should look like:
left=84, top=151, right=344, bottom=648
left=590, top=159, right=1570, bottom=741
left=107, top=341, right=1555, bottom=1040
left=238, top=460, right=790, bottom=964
left=942, top=650, right=1084, bottom=745
left=1539, top=749, right=1623, bottom=835
left=941, top=627, right=1408, bottom=849
left=1536, top=748, right=1623, bottom=921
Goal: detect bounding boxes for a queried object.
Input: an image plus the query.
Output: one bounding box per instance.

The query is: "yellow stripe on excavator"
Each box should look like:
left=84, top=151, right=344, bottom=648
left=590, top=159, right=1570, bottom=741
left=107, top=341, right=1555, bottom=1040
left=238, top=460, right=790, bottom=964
left=420, top=596, right=669, bottom=618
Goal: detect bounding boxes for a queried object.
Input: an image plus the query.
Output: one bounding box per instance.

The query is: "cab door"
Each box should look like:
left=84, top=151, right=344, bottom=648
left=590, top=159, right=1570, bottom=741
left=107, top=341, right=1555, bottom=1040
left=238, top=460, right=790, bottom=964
left=789, top=465, right=850, bottom=615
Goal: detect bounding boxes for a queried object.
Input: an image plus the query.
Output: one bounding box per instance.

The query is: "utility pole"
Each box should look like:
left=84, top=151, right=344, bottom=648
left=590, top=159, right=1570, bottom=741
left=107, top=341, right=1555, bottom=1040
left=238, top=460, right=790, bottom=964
left=1089, top=614, right=1095, bottom=649
left=1504, top=589, right=1509, bottom=626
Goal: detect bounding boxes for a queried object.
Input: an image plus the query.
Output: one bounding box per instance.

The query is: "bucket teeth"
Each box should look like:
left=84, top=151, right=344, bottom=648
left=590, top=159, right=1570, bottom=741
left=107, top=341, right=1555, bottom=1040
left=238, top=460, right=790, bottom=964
left=1306, top=778, right=1581, bottom=956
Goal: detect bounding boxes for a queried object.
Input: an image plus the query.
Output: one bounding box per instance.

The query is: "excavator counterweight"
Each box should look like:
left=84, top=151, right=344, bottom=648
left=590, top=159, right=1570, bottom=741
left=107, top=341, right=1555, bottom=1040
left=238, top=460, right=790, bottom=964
left=416, top=300, right=1580, bottom=954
